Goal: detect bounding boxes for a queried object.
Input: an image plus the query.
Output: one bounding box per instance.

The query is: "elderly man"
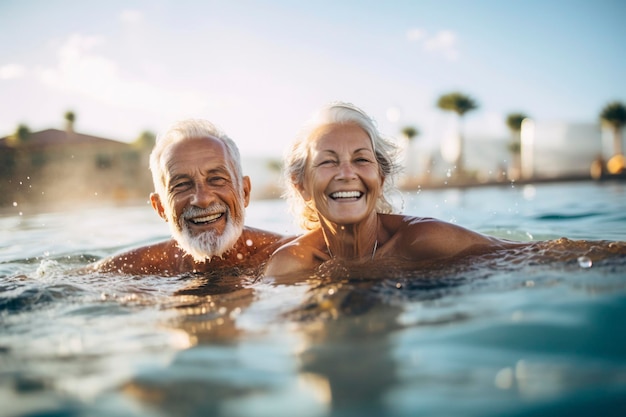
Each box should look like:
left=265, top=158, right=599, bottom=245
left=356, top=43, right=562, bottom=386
left=92, top=119, right=291, bottom=275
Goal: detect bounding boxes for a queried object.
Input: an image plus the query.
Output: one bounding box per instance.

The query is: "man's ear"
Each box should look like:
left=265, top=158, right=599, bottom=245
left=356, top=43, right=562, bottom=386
left=242, top=176, right=251, bottom=207
left=150, top=193, right=167, bottom=221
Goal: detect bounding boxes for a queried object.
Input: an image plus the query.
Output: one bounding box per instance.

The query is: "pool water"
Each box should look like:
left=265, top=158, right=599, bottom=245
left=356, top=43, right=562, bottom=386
left=1, top=181, right=625, bottom=417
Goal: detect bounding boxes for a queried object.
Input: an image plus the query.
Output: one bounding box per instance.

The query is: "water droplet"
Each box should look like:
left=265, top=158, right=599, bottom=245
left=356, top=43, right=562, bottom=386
left=236, top=253, right=243, bottom=260
left=577, top=256, right=592, bottom=268
left=246, top=239, right=253, bottom=246
left=495, top=367, right=514, bottom=389
left=12, top=201, right=17, bottom=207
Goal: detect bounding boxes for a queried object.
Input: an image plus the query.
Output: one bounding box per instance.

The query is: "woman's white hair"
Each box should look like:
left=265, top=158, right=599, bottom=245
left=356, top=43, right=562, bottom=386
left=283, top=101, right=402, bottom=231
left=149, top=119, right=243, bottom=197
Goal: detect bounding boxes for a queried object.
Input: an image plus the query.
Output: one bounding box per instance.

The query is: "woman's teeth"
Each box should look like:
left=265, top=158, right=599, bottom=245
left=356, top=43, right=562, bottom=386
left=330, top=191, right=362, bottom=199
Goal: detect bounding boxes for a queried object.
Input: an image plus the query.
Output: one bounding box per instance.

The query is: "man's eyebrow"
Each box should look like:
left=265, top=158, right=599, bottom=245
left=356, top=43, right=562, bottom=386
left=206, top=167, right=231, bottom=175
left=168, top=173, right=192, bottom=184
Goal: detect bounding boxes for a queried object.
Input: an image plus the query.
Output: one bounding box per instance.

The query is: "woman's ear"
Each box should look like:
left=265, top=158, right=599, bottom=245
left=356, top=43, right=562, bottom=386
left=150, top=193, right=167, bottom=221
left=295, top=177, right=311, bottom=201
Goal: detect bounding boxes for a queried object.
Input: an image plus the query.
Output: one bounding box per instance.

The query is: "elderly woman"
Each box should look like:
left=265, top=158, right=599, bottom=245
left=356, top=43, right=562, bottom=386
left=263, top=102, right=525, bottom=277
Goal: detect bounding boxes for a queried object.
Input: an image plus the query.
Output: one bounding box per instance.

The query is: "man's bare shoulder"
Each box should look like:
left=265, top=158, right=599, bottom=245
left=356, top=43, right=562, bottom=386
left=89, top=228, right=294, bottom=276
left=241, top=226, right=286, bottom=242
left=90, top=240, right=183, bottom=275
left=240, top=226, right=295, bottom=253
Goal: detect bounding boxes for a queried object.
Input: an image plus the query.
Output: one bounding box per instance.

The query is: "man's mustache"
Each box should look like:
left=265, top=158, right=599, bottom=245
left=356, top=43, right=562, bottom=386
left=181, top=203, right=229, bottom=220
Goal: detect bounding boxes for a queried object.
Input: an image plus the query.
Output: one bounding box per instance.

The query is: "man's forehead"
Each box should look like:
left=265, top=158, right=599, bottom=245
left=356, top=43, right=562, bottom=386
left=162, top=136, right=233, bottom=175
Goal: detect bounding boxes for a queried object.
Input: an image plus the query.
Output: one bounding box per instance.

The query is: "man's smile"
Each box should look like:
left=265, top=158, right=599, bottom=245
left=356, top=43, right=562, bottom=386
left=180, top=204, right=229, bottom=229
left=189, top=212, right=224, bottom=225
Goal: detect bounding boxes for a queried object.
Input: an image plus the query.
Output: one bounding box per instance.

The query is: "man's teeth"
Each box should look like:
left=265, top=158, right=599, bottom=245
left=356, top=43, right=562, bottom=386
left=330, top=191, right=362, bottom=199
left=190, top=213, right=222, bottom=224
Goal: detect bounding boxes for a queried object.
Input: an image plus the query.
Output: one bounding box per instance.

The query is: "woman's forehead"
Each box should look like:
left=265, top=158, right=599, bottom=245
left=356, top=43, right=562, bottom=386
left=309, top=123, right=373, bottom=152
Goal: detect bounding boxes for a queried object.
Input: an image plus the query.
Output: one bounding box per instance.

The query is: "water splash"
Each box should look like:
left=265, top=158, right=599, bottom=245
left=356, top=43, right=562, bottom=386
left=577, top=256, right=592, bottom=269
left=35, top=259, right=64, bottom=281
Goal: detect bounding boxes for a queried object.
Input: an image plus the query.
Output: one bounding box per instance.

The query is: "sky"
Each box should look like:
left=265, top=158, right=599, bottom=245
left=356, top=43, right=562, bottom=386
left=1, top=0, right=625, bottom=159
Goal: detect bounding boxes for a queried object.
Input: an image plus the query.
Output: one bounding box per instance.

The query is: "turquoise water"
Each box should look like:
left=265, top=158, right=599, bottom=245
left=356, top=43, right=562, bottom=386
left=1, top=181, right=625, bottom=417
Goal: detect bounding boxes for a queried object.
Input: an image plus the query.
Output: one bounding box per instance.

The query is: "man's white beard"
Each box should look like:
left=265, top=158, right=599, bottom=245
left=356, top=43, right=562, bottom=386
left=169, top=204, right=244, bottom=263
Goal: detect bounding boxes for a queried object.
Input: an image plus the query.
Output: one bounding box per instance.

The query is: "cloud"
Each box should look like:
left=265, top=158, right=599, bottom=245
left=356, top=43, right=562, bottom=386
left=0, top=64, right=26, bottom=80
left=406, top=28, right=459, bottom=61
left=35, top=33, right=209, bottom=116
left=120, top=9, right=144, bottom=24
left=406, top=28, right=426, bottom=42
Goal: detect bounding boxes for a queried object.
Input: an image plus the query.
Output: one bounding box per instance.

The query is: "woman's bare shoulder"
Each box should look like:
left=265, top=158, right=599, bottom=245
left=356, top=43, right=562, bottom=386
left=264, top=232, right=326, bottom=277
left=379, top=214, right=525, bottom=260
left=379, top=213, right=445, bottom=234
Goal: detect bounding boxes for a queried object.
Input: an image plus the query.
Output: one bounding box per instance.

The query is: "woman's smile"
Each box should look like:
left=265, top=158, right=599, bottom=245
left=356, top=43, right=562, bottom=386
left=328, top=190, right=364, bottom=200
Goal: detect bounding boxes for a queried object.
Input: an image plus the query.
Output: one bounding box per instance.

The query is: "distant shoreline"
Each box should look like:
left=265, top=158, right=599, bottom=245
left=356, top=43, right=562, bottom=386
left=398, top=173, right=626, bottom=192
left=2, top=174, right=624, bottom=213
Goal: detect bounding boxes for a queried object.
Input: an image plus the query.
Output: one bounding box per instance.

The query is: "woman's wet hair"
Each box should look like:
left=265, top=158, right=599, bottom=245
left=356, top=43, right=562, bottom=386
left=149, top=119, right=243, bottom=197
left=284, top=101, right=402, bottom=230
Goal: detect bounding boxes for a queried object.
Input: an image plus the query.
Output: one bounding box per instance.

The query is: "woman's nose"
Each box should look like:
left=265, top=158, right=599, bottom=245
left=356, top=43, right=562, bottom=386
left=335, top=161, right=357, bottom=180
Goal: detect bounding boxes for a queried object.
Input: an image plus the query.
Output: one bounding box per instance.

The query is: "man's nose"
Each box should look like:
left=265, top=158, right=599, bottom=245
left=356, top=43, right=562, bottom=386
left=191, top=182, right=214, bottom=207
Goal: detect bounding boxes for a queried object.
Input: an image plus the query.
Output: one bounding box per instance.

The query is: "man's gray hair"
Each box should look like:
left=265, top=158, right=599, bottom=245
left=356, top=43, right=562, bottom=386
left=149, top=119, right=243, bottom=197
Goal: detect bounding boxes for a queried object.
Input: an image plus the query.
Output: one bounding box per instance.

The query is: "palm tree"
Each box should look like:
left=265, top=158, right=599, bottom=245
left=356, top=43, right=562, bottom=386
left=7, top=123, right=31, bottom=146
left=600, top=101, right=626, bottom=156
left=266, top=158, right=282, bottom=173
left=133, top=130, right=156, bottom=149
left=64, top=110, right=76, bottom=133
left=437, top=92, right=478, bottom=177
left=401, top=126, right=419, bottom=141
left=400, top=125, right=419, bottom=180
left=505, top=112, right=528, bottom=180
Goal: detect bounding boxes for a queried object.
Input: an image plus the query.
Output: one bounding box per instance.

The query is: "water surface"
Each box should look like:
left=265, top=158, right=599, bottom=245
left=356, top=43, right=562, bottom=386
left=1, top=181, right=625, bottom=417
